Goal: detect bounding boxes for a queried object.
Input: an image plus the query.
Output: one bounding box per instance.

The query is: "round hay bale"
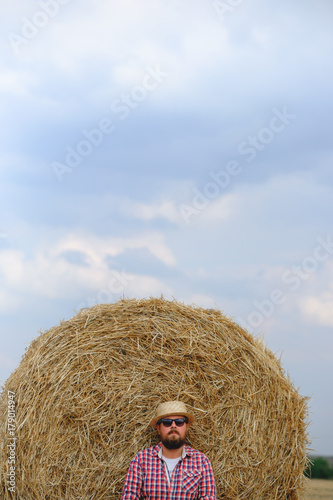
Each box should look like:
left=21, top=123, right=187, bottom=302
left=0, top=297, right=309, bottom=499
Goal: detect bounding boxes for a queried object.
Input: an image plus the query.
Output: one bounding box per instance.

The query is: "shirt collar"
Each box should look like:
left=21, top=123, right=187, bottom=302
left=155, top=442, right=191, bottom=459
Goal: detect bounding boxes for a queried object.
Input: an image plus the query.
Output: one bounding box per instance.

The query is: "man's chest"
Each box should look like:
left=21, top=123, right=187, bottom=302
left=142, top=463, right=201, bottom=499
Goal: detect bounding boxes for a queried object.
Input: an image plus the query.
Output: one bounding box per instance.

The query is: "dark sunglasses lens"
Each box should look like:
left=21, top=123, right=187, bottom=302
left=161, top=419, right=173, bottom=427
left=161, top=418, right=186, bottom=427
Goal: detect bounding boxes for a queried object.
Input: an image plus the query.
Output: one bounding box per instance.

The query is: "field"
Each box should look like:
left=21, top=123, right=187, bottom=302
left=305, top=479, right=333, bottom=499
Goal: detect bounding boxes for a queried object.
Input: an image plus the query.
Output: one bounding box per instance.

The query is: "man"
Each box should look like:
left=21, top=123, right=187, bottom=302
left=121, top=400, right=217, bottom=499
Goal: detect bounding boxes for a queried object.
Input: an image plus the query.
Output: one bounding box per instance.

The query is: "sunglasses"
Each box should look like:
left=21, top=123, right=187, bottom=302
left=157, top=417, right=188, bottom=427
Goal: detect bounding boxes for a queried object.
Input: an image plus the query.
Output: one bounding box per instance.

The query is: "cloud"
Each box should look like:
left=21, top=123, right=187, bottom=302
left=178, top=293, right=218, bottom=309
left=124, top=190, right=241, bottom=227
left=51, top=232, right=176, bottom=266
left=0, top=70, right=36, bottom=96
left=0, top=230, right=176, bottom=309
left=300, top=292, right=333, bottom=327
left=124, top=274, right=173, bottom=299
left=2, top=0, right=332, bottom=191
left=5, top=1, right=216, bottom=90
left=190, top=192, right=240, bottom=224
left=75, top=271, right=174, bottom=311
left=126, top=200, right=182, bottom=225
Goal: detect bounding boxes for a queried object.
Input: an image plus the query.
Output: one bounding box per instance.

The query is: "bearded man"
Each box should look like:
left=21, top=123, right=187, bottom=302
left=121, top=401, right=216, bottom=499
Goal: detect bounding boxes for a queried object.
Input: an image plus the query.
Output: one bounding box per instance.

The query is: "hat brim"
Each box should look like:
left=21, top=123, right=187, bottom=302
left=150, top=411, right=195, bottom=428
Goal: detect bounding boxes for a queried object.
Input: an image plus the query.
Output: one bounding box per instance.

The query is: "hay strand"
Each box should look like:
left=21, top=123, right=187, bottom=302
left=0, top=297, right=309, bottom=498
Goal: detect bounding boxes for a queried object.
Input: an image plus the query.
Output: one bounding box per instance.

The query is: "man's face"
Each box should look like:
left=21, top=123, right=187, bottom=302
left=156, top=415, right=189, bottom=450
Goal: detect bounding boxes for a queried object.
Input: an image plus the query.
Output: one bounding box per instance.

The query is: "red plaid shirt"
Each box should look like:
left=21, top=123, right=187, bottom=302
left=121, top=443, right=217, bottom=499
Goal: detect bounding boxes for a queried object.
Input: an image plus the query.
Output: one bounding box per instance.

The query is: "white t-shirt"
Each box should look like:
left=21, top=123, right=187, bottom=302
left=162, top=455, right=182, bottom=483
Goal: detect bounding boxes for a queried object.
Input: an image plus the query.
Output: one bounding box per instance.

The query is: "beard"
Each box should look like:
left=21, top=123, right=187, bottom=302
left=161, top=431, right=186, bottom=450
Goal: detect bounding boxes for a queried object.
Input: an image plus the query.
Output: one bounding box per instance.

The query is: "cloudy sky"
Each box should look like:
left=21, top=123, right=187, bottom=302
left=1, top=0, right=332, bottom=455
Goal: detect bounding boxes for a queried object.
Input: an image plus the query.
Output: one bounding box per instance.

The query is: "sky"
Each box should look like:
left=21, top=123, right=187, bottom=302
left=1, top=0, right=332, bottom=455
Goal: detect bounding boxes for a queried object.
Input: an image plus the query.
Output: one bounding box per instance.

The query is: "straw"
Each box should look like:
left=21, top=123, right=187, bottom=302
left=0, top=297, right=310, bottom=499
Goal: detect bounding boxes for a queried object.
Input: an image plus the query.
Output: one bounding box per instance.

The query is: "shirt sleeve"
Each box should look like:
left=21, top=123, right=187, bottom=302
left=121, top=455, right=144, bottom=500
left=198, top=455, right=217, bottom=500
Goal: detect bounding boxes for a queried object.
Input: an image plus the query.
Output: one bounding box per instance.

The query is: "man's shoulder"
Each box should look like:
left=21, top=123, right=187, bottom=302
left=133, top=444, right=161, bottom=461
left=184, top=445, right=211, bottom=463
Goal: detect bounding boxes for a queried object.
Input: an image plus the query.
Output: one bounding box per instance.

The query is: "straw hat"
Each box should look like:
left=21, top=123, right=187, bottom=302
left=150, top=401, right=195, bottom=428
